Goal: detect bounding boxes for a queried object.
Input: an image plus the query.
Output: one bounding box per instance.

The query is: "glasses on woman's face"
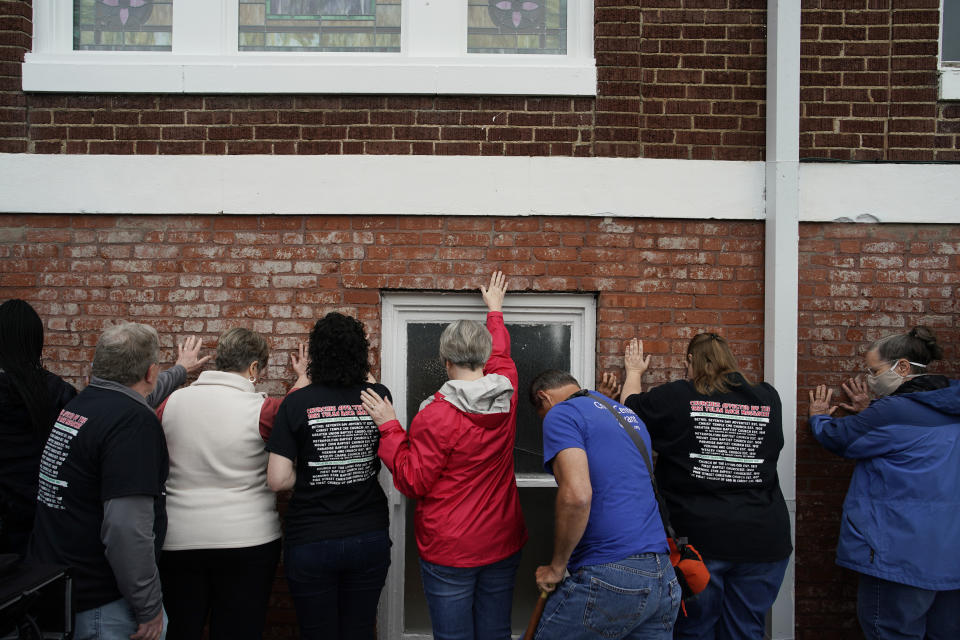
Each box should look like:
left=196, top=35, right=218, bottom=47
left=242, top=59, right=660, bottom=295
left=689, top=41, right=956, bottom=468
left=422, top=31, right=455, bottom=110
left=864, top=360, right=895, bottom=376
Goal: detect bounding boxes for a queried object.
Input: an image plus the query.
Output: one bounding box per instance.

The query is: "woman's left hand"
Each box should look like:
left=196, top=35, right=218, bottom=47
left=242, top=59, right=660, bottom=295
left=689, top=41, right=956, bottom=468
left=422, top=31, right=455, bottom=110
left=808, top=385, right=837, bottom=418
left=361, top=388, right=397, bottom=426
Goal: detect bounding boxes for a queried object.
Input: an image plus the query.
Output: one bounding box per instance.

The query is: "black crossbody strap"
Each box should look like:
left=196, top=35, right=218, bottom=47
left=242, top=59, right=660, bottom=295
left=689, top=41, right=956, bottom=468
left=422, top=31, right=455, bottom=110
left=584, top=391, right=680, bottom=543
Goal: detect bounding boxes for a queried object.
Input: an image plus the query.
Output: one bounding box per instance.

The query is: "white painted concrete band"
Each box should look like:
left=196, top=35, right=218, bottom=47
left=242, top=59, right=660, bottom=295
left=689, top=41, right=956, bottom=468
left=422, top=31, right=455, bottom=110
left=800, top=162, right=960, bottom=224
left=0, top=154, right=765, bottom=219
left=3, top=153, right=959, bottom=224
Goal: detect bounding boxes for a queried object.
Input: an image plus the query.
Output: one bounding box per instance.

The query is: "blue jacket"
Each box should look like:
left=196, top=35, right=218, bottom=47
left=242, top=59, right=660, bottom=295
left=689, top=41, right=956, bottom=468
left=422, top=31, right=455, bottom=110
left=809, top=380, right=960, bottom=590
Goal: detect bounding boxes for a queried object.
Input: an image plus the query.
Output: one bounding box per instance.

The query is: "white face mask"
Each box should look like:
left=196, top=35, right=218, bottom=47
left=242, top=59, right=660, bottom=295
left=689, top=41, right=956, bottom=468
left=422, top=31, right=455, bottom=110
left=865, top=360, right=927, bottom=398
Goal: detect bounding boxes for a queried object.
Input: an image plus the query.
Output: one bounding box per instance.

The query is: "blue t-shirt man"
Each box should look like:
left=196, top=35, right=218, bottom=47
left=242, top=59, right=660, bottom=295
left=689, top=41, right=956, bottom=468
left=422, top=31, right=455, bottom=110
left=542, top=392, right=668, bottom=569
left=531, top=371, right=678, bottom=640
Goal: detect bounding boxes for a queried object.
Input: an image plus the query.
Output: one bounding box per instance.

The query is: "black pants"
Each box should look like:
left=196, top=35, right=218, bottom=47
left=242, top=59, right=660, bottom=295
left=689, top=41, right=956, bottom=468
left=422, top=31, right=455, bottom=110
left=159, top=539, right=281, bottom=640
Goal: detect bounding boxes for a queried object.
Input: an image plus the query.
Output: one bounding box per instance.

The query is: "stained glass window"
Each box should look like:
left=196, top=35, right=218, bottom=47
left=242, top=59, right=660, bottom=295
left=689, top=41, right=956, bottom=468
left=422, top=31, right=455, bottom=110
left=239, top=0, right=401, bottom=52
left=74, top=0, right=173, bottom=51
left=467, top=0, right=567, bottom=55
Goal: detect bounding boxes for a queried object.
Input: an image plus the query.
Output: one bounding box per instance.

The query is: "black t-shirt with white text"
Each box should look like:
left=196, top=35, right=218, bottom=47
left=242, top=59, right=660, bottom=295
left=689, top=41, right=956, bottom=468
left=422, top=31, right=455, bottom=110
left=29, top=386, right=168, bottom=612
left=266, top=382, right=390, bottom=546
left=625, top=374, right=792, bottom=562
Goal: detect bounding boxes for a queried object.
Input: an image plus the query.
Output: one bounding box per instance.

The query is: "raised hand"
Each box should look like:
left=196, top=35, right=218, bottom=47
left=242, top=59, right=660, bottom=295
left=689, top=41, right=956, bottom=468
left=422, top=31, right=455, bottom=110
left=808, top=385, right=837, bottom=418
left=624, top=338, right=651, bottom=375
left=480, top=271, right=508, bottom=313
left=839, top=376, right=870, bottom=413
left=175, top=336, right=212, bottom=374
left=291, top=342, right=309, bottom=378
left=596, top=372, right=621, bottom=399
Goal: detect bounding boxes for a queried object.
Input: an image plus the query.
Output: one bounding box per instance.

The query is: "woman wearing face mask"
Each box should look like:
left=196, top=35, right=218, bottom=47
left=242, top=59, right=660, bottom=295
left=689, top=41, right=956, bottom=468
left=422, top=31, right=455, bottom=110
left=809, top=327, right=960, bottom=640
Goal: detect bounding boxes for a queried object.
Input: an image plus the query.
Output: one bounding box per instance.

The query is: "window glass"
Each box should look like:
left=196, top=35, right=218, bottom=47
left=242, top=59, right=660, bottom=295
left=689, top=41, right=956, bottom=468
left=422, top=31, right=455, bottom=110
left=74, top=0, right=173, bottom=51
left=405, top=322, right=571, bottom=475
left=467, top=0, right=567, bottom=55
left=945, top=0, right=960, bottom=63
left=238, top=0, right=401, bottom=52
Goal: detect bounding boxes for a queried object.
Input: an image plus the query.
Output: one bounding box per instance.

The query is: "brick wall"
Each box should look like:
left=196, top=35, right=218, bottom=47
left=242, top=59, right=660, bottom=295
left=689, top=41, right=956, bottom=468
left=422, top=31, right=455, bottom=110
left=0, top=0, right=28, bottom=153
left=801, top=0, right=960, bottom=161
left=0, top=212, right=765, bottom=636
left=0, top=1, right=770, bottom=159
left=796, top=222, right=960, bottom=639
left=639, top=0, right=766, bottom=160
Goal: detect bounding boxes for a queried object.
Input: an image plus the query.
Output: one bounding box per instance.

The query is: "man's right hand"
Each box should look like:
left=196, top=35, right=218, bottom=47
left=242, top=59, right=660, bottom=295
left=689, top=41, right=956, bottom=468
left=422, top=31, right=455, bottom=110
left=130, top=610, right=163, bottom=640
left=536, top=563, right=565, bottom=593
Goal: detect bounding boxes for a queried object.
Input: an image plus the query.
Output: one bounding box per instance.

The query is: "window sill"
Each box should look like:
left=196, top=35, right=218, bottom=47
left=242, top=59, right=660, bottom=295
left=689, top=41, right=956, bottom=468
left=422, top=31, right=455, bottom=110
left=941, top=67, right=960, bottom=100
left=21, top=53, right=598, bottom=96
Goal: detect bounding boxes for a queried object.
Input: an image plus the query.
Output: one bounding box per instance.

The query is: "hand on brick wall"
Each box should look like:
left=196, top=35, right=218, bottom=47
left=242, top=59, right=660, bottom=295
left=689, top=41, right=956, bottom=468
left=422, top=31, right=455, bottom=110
left=838, top=376, right=870, bottom=414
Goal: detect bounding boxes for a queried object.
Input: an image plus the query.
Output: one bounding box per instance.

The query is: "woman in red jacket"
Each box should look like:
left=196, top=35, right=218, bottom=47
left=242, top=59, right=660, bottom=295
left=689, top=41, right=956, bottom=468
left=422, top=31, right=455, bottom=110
left=361, top=271, right=528, bottom=640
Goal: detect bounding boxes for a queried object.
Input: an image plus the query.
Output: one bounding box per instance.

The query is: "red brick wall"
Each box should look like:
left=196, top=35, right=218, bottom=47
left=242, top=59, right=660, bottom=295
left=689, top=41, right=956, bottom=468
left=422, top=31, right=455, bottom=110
left=0, top=1, right=770, bottom=159
left=0, top=0, right=29, bottom=153
left=801, top=0, right=960, bottom=161
left=796, top=222, right=960, bottom=639
left=639, top=0, right=767, bottom=160
left=0, top=213, right=765, bottom=636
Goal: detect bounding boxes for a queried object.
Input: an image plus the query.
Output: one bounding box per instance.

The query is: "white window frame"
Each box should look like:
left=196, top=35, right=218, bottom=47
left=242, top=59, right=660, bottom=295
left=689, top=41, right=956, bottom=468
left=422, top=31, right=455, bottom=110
left=23, top=1, right=596, bottom=95
left=941, top=0, right=960, bottom=99
left=377, top=291, right=595, bottom=640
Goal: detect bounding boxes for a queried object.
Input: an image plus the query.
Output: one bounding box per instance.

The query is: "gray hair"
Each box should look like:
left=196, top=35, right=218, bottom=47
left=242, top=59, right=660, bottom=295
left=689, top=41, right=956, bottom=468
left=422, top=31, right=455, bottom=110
left=438, top=320, right=492, bottom=370
left=216, top=327, right=269, bottom=373
left=870, top=326, right=943, bottom=374
left=91, top=322, right=159, bottom=385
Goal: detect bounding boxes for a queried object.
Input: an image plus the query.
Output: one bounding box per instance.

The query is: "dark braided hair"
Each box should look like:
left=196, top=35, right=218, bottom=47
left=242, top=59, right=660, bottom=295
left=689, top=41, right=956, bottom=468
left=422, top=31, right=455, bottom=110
left=0, top=300, right=55, bottom=437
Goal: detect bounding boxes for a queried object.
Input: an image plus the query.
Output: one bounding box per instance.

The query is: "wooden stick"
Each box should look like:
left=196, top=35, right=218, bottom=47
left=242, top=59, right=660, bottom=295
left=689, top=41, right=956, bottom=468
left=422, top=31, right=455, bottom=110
left=522, top=590, right=550, bottom=640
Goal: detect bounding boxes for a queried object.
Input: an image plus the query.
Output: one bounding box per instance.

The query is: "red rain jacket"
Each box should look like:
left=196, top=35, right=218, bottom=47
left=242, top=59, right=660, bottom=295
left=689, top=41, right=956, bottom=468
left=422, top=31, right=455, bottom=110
left=377, top=311, right=528, bottom=567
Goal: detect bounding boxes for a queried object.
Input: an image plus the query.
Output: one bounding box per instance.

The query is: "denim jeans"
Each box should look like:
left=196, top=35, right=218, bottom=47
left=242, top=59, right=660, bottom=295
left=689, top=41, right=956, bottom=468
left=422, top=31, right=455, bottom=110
left=673, top=556, right=789, bottom=640
left=283, top=529, right=391, bottom=640
left=74, top=598, right=167, bottom=640
left=857, top=573, right=960, bottom=640
left=534, top=552, right=679, bottom=640
left=419, top=550, right=521, bottom=640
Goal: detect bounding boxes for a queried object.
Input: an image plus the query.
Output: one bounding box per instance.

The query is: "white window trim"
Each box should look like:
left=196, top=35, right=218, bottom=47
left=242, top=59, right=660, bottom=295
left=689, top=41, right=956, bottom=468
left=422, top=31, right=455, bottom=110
left=940, top=0, right=960, bottom=99
left=23, top=0, right=596, bottom=95
left=377, top=291, right=595, bottom=640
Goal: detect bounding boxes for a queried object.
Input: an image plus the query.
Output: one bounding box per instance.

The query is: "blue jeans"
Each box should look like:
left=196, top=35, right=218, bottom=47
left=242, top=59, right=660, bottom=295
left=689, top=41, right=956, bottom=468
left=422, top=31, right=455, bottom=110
left=534, top=552, right=679, bottom=640
left=74, top=598, right=167, bottom=640
left=674, top=556, right=789, bottom=640
left=419, top=550, right=522, bottom=640
left=857, top=573, right=960, bottom=640
left=284, top=529, right=391, bottom=640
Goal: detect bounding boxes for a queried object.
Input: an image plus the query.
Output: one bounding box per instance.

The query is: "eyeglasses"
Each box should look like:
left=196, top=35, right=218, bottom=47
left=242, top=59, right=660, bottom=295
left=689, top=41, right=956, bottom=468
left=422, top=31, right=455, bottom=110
left=863, top=360, right=894, bottom=376
left=864, top=359, right=928, bottom=375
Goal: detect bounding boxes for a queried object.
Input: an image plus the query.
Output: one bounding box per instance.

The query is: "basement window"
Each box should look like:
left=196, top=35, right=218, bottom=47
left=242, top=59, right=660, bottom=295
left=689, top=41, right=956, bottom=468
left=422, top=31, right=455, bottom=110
left=377, top=291, right=595, bottom=639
